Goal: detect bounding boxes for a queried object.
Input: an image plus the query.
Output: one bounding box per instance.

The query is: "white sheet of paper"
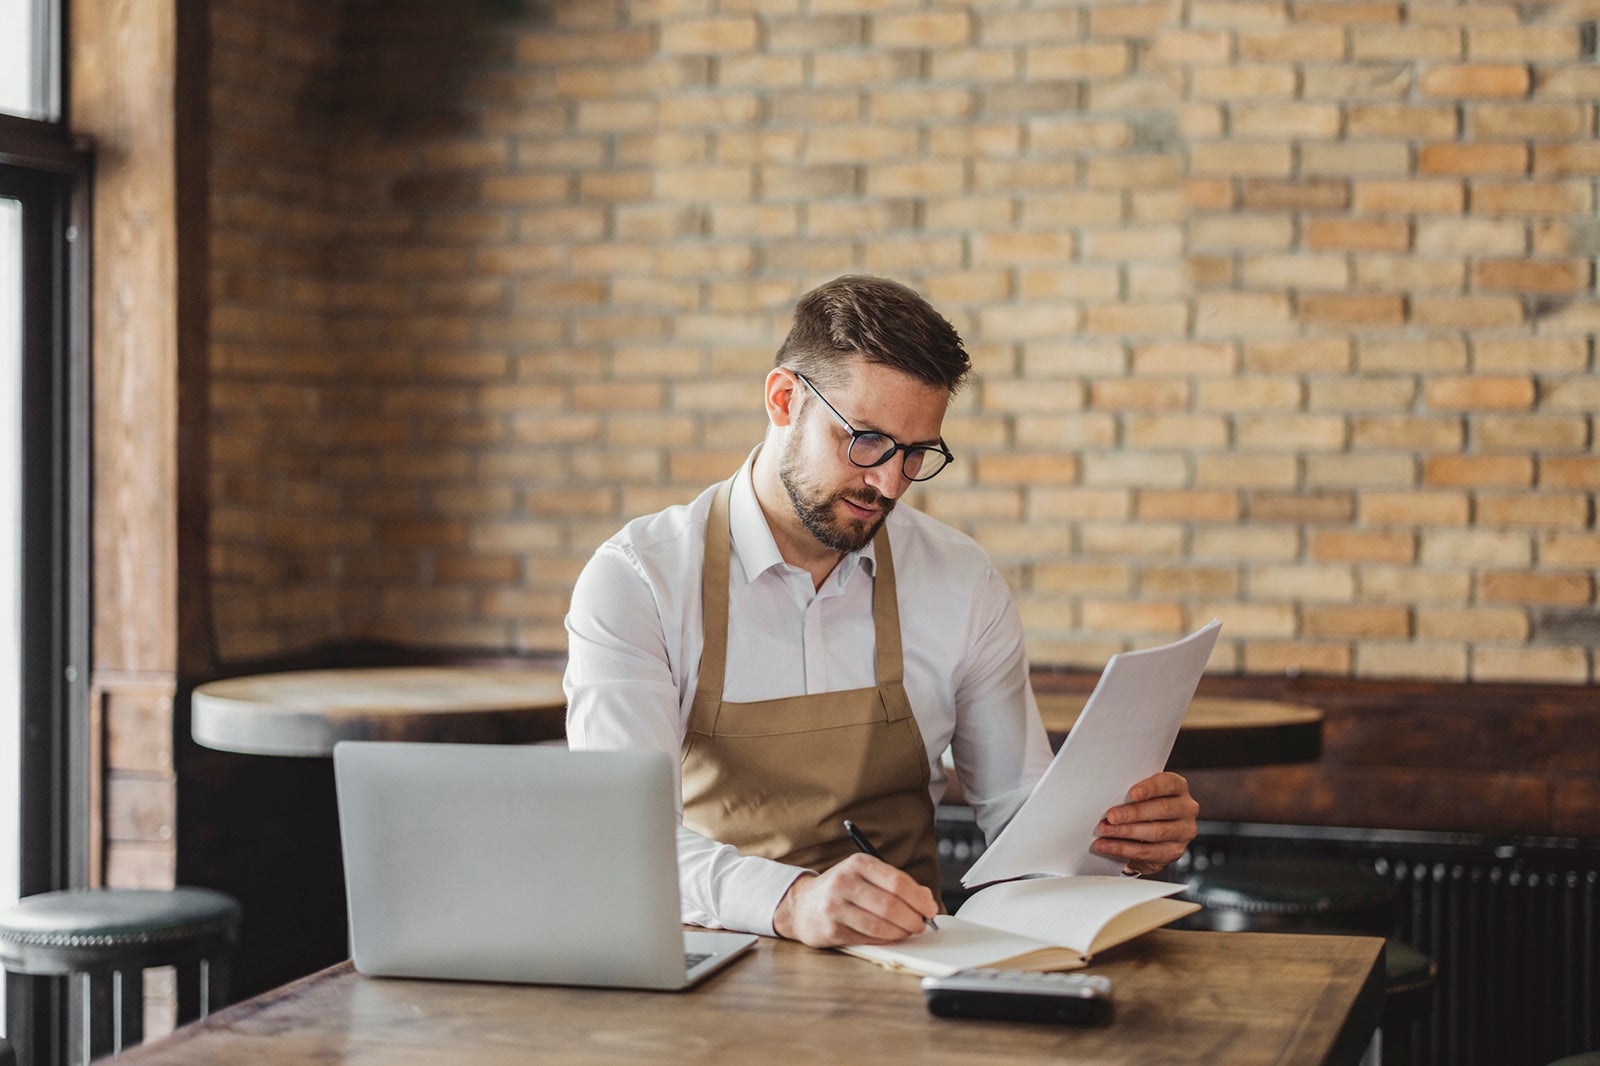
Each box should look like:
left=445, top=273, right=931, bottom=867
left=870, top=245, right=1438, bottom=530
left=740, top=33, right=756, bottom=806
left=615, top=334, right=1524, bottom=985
left=961, top=620, right=1222, bottom=887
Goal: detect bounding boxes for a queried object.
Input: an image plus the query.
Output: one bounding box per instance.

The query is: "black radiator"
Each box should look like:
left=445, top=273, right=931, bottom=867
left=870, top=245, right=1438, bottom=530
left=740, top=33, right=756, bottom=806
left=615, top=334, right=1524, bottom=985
left=934, top=810, right=1600, bottom=1066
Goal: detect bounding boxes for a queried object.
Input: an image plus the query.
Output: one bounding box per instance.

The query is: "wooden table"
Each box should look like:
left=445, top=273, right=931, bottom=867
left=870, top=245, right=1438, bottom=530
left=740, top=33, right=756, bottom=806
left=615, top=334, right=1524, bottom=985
left=1035, top=694, right=1324, bottom=770
left=191, top=666, right=569, bottom=757
left=118, top=929, right=1383, bottom=1065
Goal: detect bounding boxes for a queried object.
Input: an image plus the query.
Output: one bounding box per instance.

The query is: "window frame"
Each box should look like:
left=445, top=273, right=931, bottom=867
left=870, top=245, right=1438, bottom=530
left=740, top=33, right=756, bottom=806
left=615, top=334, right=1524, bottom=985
left=0, top=95, right=91, bottom=1066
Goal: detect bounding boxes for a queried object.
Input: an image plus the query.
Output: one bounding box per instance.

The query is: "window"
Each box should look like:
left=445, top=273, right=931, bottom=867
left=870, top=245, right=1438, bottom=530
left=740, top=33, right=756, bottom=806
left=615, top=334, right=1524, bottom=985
left=0, top=0, right=90, bottom=1057
left=0, top=0, right=60, bottom=122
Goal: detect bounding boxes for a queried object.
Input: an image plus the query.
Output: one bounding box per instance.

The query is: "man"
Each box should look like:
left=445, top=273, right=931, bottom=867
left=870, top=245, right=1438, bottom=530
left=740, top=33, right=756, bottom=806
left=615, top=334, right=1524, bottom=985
left=564, top=275, right=1198, bottom=948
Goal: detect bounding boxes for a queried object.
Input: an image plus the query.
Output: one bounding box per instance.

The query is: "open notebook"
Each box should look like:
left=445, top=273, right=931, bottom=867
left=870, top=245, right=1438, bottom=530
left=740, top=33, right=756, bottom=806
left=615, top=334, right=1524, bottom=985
left=334, top=742, right=757, bottom=990
left=846, top=622, right=1221, bottom=977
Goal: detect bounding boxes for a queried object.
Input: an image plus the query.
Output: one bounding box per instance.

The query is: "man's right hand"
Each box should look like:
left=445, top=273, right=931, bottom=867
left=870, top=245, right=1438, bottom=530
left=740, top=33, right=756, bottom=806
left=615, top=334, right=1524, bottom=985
left=771, top=853, right=940, bottom=947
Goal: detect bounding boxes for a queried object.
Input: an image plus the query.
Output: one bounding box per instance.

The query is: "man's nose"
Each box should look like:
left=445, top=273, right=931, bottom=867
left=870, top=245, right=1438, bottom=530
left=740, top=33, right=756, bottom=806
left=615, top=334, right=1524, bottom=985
left=864, top=459, right=911, bottom=500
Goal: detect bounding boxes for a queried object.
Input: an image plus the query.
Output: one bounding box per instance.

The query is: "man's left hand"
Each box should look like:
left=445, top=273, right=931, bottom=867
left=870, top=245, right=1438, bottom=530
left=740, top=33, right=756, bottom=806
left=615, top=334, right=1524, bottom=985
left=1092, top=771, right=1199, bottom=876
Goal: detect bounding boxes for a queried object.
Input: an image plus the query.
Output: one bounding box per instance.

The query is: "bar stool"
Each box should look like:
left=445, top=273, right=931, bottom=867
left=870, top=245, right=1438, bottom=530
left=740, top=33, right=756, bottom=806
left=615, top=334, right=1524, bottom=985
left=0, top=887, right=241, bottom=1066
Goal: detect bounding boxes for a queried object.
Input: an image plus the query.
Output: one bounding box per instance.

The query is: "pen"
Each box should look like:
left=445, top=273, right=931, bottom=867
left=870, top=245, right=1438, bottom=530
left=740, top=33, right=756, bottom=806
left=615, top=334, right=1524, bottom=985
left=842, top=819, right=939, bottom=933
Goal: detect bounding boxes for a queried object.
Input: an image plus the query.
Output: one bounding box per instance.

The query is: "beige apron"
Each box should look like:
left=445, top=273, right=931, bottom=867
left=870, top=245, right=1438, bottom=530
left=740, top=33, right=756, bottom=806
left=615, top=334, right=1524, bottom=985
left=680, top=477, right=943, bottom=907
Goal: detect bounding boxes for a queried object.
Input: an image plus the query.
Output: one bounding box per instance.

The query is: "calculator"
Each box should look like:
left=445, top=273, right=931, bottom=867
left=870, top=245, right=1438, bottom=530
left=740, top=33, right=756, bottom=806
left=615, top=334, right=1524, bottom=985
left=921, top=968, right=1113, bottom=1026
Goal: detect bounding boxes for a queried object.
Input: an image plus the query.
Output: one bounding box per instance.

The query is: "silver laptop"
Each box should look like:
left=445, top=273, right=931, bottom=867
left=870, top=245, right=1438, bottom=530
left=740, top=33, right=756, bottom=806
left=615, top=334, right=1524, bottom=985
left=333, top=741, right=758, bottom=990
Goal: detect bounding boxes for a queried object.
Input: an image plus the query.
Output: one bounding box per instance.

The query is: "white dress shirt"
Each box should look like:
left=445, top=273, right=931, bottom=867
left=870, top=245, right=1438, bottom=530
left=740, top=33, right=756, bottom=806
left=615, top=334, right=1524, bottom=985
left=563, top=452, right=1053, bottom=936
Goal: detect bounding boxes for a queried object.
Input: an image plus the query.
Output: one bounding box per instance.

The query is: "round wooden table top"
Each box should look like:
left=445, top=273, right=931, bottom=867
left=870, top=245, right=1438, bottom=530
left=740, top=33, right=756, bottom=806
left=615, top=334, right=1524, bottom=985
left=192, top=666, right=569, bottom=757
left=1034, top=694, right=1324, bottom=770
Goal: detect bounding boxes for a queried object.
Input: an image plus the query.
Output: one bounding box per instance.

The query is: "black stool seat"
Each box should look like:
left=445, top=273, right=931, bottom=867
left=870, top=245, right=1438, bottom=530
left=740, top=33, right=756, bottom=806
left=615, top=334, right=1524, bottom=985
left=0, top=887, right=241, bottom=1066
left=1383, top=938, right=1436, bottom=1026
left=1182, top=857, right=1396, bottom=935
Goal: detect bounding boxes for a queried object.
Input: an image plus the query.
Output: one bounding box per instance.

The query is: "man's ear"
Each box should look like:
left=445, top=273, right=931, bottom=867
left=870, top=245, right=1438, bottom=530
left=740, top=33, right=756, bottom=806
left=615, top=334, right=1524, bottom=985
left=764, top=367, right=801, bottom=428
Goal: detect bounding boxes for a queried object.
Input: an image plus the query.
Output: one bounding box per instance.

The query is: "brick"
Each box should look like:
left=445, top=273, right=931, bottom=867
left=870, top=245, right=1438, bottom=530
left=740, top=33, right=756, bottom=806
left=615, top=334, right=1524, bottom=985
left=1416, top=607, right=1527, bottom=642
left=1351, top=416, right=1460, bottom=450
left=1305, top=218, right=1410, bottom=252
left=1190, top=215, right=1295, bottom=250
left=1359, top=491, right=1469, bottom=526
left=1081, top=301, right=1189, bottom=337
left=1131, top=341, right=1235, bottom=376
left=1425, top=376, right=1536, bottom=411
left=1239, top=27, right=1346, bottom=60
left=1245, top=642, right=1353, bottom=675
left=1295, top=3, right=1400, bottom=25
left=1544, top=378, right=1600, bottom=412
left=1532, top=144, right=1600, bottom=177
left=1423, top=454, right=1532, bottom=488
left=1018, top=266, right=1120, bottom=303
left=1418, top=143, right=1528, bottom=177
left=1136, top=489, right=1239, bottom=521
left=1540, top=458, right=1600, bottom=490
left=1197, top=378, right=1301, bottom=410
left=1351, top=27, right=1462, bottom=61
left=660, top=16, right=758, bottom=52
left=1233, top=103, right=1341, bottom=138
left=1195, top=454, right=1298, bottom=488
left=1191, top=65, right=1298, bottom=100
left=1251, top=565, right=1356, bottom=602
left=1080, top=453, right=1191, bottom=489
left=1480, top=417, right=1589, bottom=451
left=1471, top=104, right=1588, bottom=140
left=1306, top=454, right=1416, bottom=489
left=1302, top=64, right=1412, bottom=101
left=1304, top=605, right=1410, bottom=639
left=1126, top=409, right=1222, bottom=448
left=1033, top=561, right=1131, bottom=597
left=1479, top=571, right=1594, bottom=606
left=1469, top=26, right=1582, bottom=61
left=1236, top=414, right=1346, bottom=450
left=1472, top=647, right=1590, bottom=685
left=1479, top=493, right=1591, bottom=528
left=1535, top=67, right=1600, bottom=99
left=1420, top=529, right=1532, bottom=568
left=1027, top=43, right=1131, bottom=77
left=1244, top=339, right=1351, bottom=374
left=1244, top=253, right=1349, bottom=289
left=812, top=51, right=921, bottom=87
left=1081, top=601, right=1186, bottom=635
left=1346, top=103, right=1458, bottom=139
left=1031, top=488, right=1132, bottom=521
left=874, top=10, right=972, bottom=47
left=1194, top=527, right=1300, bottom=562
left=1151, top=29, right=1232, bottom=64
left=1088, top=2, right=1170, bottom=37
left=1356, top=644, right=1467, bottom=682
left=1311, top=529, right=1415, bottom=564
left=1471, top=181, right=1591, bottom=217
left=1352, top=180, right=1464, bottom=214
left=1078, top=523, right=1184, bottom=558
left=974, top=454, right=1079, bottom=484
left=1420, top=64, right=1530, bottom=98
left=1541, top=533, right=1600, bottom=567
left=1249, top=491, right=1354, bottom=523
left=1411, top=296, right=1524, bottom=330
left=1473, top=259, right=1589, bottom=294
left=1298, top=294, right=1405, bottom=326
left=1301, top=141, right=1410, bottom=177
left=982, top=82, right=1082, bottom=117
left=766, top=14, right=863, bottom=49
left=1360, top=566, right=1471, bottom=604
left=1195, top=292, right=1294, bottom=336
left=1352, top=256, right=1464, bottom=291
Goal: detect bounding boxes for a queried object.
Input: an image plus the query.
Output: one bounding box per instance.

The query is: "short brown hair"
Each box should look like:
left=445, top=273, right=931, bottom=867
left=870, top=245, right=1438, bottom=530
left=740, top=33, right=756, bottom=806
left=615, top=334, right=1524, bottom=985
left=775, top=275, right=970, bottom=394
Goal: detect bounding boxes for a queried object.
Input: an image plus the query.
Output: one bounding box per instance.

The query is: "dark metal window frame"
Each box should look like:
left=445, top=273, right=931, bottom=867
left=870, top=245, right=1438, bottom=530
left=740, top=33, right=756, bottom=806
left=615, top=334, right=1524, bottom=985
left=1, top=88, right=92, bottom=1066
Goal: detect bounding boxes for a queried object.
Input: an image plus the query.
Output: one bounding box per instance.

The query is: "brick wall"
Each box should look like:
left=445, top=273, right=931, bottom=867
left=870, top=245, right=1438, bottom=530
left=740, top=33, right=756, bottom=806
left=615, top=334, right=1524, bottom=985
left=207, top=0, right=1599, bottom=684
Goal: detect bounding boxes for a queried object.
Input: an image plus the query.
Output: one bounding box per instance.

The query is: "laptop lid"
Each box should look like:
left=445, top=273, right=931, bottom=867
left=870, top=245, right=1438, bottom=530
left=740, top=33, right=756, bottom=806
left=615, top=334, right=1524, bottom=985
left=333, top=741, right=752, bottom=990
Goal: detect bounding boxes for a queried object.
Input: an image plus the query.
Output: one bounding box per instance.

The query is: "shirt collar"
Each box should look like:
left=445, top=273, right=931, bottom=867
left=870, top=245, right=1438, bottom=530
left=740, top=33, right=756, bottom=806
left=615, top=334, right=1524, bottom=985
left=728, top=446, right=878, bottom=586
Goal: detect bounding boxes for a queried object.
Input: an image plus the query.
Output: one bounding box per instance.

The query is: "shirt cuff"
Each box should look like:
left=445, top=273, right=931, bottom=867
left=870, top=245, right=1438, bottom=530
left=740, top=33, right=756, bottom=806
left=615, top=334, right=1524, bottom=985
left=721, top=856, right=813, bottom=937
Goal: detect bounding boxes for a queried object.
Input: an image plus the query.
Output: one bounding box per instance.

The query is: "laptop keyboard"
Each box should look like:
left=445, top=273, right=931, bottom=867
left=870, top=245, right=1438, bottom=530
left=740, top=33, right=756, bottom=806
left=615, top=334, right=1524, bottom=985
left=685, top=951, right=712, bottom=971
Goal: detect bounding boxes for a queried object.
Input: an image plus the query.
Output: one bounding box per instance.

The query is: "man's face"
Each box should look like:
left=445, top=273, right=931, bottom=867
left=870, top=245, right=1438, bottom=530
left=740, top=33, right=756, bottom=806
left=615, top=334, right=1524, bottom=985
left=777, top=361, right=949, bottom=554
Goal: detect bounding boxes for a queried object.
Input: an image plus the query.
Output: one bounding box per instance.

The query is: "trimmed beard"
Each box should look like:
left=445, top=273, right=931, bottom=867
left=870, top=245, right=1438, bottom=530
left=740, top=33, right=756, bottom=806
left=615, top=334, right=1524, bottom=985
left=778, top=429, right=895, bottom=554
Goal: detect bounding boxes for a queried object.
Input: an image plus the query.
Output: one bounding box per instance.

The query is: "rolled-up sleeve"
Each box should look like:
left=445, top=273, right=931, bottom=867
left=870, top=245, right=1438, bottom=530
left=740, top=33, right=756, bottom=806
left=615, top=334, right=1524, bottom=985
left=947, top=563, right=1054, bottom=845
left=563, top=539, right=806, bottom=936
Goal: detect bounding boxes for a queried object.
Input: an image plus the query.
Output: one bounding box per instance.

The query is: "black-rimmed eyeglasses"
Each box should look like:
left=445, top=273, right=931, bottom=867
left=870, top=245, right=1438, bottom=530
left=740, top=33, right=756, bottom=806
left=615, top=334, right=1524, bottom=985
left=791, top=371, right=955, bottom=482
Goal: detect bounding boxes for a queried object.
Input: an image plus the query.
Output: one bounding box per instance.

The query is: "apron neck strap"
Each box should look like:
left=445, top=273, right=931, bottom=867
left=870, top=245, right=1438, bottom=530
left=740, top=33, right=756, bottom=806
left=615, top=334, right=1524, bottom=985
left=694, top=473, right=906, bottom=702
